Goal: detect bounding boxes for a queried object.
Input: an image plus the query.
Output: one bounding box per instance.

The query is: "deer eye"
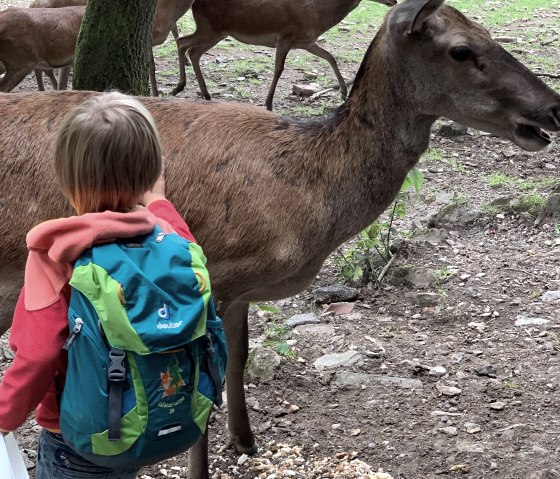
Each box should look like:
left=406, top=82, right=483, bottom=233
left=449, top=46, right=473, bottom=62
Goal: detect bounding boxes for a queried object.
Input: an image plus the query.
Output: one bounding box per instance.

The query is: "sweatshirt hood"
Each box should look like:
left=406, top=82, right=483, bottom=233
left=24, top=209, right=174, bottom=311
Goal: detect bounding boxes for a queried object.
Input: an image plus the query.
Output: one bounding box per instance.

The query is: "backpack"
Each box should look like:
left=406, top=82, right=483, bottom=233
left=59, top=225, right=227, bottom=468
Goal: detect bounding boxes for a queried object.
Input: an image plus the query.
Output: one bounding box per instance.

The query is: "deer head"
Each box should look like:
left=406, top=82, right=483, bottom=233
left=384, top=0, right=559, bottom=151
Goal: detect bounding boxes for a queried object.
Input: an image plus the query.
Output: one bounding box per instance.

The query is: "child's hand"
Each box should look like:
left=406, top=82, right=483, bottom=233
left=139, top=159, right=166, bottom=206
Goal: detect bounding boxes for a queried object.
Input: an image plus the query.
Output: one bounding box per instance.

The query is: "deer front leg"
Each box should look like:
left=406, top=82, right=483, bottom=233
left=187, top=426, right=209, bottom=479
left=305, top=43, right=347, bottom=99
left=0, top=66, right=34, bottom=93
left=223, top=301, right=257, bottom=454
left=34, top=69, right=47, bottom=90
left=265, top=43, right=291, bottom=111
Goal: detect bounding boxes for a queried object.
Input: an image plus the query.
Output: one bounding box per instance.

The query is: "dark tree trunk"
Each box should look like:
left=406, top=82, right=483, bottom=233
left=73, top=0, right=157, bottom=96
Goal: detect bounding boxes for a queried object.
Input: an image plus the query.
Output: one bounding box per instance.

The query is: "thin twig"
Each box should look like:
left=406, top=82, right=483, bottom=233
left=309, top=78, right=357, bottom=101
left=542, top=36, right=559, bottom=46
left=385, top=201, right=399, bottom=252
left=536, top=72, right=560, bottom=79
left=377, top=253, right=396, bottom=284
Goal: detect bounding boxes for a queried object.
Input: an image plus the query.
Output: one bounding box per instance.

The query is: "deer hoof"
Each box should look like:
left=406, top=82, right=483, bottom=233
left=229, top=438, right=258, bottom=455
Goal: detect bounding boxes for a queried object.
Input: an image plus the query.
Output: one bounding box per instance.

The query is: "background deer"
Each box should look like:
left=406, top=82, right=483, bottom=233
left=172, top=0, right=397, bottom=110
left=28, top=0, right=87, bottom=91
left=0, top=0, right=193, bottom=94
left=0, top=6, right=84, bottom=92
left=1, top=0, right=559, bottom=477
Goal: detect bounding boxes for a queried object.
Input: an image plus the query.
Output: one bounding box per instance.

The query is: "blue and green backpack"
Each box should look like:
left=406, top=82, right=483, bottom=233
left=59, top=225, right=227, bottom=468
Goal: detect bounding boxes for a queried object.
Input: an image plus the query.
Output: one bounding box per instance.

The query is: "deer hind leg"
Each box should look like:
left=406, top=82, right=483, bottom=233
left=265, top=42, right=291, bottom=111
left=172, top=28, right=224, bottom=96
left=149, top=50, right=159, bottom=97
left=222, top=301, right=257, bottom=454
left=0, top=66, right=34, bottom=92
left=305, top=43, right=347, bottom=99
left=57, top=66, right=71, bottom=90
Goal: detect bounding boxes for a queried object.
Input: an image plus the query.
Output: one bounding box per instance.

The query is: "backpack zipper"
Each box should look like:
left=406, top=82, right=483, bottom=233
left=155, top=232, right=166, bottom=243
left=63, top=317, right=83, bottom=351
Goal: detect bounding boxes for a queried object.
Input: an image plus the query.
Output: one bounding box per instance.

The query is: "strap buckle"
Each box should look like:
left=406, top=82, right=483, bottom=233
left=108, top=348, right=126, bottom=382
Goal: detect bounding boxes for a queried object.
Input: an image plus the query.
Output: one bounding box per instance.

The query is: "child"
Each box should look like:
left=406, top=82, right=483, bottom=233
left=0, top=92, right=198, bottom=478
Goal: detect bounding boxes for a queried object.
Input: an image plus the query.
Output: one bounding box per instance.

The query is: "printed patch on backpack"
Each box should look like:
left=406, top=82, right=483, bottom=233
left=159, top=356, right=187, bottom=401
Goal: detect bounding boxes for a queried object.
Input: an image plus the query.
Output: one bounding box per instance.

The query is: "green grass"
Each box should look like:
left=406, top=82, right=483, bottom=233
left=421, top=148, right=444, bottom=163
left=486, top=173, right=557, bottom=190
left=486, top=172, right=518, bottom=187
left=447, top=0, right=560, bottom=26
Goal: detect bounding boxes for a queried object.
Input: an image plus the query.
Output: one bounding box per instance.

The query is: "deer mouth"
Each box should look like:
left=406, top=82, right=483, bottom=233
left=512, top=123, right=552, bottom=151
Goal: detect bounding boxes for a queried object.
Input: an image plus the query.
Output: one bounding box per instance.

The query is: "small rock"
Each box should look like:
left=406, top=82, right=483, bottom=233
left=405, top=267, right=438, bottom=288
left=489, top=401, right=506, bottom=411
left=429, top=366, right=447, bottom=377
left=440, top=426, right=458, bottom=436
left=237, top=454, right=249, bottom=466
left=285, top=313, right=320, bottom=328
left=334, top=372, right=423, bottom=390
left=407, top=292, right=440, bottom=307
left=312, top=284, right=359, bottom=304
left=294, top=323, right=335, bottom=336
left=468, top=321, right=486, bottom=332
left=411, top=228, right=448, bottom=245
left=314, top=350, right=362, bottom=371
left=429, top=203, right=484, bottom=229
left=436, top=382, right=462, bottom=396
left=475, top=365, right=497, bottom=378
left=1, top=346, right=14, bottom=361
left=515, top=316, right=550, bottom=326
left=541, top=291, right=560, bottom=302
left=437, top=121, right=469, bottom=137
left=456, top=441, right=485, bottom=453
left=501, top=146, right=516, bottom=158
left=292, top=82, right=322, bottom=97
left=246, top=346, right=282, bottom=381
left=464, top=422, right=481, bottom=434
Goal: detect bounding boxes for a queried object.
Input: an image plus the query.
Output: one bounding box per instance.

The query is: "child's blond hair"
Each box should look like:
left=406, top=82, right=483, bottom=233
left=54, top=92, right=162, bottom=215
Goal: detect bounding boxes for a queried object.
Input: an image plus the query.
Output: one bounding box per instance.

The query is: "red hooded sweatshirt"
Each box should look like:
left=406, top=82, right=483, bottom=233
left=0, top=200, right=195, bottom=432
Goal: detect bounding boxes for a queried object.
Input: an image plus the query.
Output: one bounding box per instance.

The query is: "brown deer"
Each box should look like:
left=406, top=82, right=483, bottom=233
left=0, top=0, right=192, bottom=94
left=1, top=0, right=559, bottom=477
left=0, top=6, right=84, bottom=92
left=171, top=0, right=397, bottom=110
left=28, top=0, right=88, bottom=92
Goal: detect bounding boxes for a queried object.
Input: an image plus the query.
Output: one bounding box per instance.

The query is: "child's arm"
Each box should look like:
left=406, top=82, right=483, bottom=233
left=140, top=161, right=197, bottom=243
left=0, top=288, right=69, bottom=431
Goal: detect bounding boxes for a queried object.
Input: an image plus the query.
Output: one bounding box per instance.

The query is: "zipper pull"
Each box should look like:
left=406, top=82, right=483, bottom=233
left=63, top=318, right=83, bottom=351
left=155, top=232, right=166, bottom=243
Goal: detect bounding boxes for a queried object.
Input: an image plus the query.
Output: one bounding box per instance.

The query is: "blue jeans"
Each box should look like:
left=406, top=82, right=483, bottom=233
left=36, top=430, right=140, bottom=479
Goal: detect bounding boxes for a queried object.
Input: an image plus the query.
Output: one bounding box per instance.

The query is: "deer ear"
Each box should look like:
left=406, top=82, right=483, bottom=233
left=388, top=0, right=445, bottom=39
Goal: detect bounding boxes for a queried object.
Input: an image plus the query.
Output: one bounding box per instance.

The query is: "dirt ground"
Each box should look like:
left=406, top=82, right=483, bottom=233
left=1, top=1, right=559, bottom=478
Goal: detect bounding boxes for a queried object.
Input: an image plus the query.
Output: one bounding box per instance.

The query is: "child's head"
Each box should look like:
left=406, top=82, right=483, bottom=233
left=54, top=92, right=162, bottom=215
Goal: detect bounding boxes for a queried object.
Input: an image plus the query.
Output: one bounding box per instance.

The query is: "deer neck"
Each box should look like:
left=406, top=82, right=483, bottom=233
left=315, top=0, right=362, bottom=30
left=308, top=33, right=436, bottom=249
